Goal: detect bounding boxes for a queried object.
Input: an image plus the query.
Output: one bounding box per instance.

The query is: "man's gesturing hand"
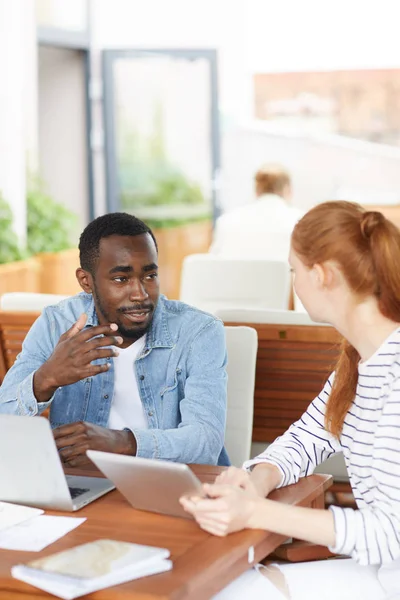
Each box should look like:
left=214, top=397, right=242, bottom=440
left=33, top=314, right=123, bottom=402
left=54, top=422, right=137, bottom=467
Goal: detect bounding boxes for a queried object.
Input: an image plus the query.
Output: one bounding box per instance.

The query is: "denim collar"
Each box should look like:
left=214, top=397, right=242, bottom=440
left=83, top=293, right=174, bottom=350
left=144, top=295, right=174, bottom=350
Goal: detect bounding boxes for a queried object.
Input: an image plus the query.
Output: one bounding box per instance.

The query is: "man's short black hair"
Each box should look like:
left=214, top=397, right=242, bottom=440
left=79, top=212, right=157, bottom=274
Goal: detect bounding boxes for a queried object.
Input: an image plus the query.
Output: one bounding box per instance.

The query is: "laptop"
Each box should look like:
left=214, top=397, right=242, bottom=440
left=0, top=415, right=115, bottom=511
left=87, top=450, right=204, bottom=519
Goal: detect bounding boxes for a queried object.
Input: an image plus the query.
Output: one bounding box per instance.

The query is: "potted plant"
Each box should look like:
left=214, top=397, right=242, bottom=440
left=26, top=184, right=81, bottom=295
left=0, top=193, right=40, bottom=293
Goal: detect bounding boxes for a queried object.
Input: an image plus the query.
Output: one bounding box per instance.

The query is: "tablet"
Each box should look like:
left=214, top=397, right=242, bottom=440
left=87, top=450, right=204, bottom=519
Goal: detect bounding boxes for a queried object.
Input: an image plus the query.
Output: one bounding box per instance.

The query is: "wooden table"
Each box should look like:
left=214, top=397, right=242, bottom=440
left=0, top=466, right=332, bottom=600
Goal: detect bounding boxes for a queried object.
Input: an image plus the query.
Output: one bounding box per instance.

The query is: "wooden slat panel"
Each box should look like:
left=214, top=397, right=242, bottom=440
left=249, top=324, right=339, bottom=343
left=4, top=340, right=27, bottom=350
left=257, top=349, right=336, bottom=362
left=224, top=321, right=342, bottom=443
left=0, top=311, right=39, bottom=372
left=3, top=331, right=32, bottom=340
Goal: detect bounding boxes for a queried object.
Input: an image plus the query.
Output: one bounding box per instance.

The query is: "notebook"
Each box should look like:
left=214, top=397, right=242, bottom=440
left=11, top=538, right=172, bottom=600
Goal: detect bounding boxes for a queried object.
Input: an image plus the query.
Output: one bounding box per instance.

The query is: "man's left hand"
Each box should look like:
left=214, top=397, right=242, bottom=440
left=53, top=422, right=137, bottom=467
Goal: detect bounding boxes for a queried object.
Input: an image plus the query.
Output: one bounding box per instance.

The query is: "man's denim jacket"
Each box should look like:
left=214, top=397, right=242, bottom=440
left=0, top=293, right=230, bottom=466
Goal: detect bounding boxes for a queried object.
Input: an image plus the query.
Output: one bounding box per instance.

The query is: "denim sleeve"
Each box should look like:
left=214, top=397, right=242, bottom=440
left=0, top=310, right=56, bottom=416
left=133, top=319, right=228, bottom=464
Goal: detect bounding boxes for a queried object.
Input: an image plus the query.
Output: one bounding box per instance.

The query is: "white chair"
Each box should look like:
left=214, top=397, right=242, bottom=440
left=224, top=325, right=258, bottom=467
left=294, top=291, right=307, bottom=313
left=0, top=292, right=69, bottom=312
left=215, top=307, right=322, bottom=326
left=180, top=254, right=291, bottom=314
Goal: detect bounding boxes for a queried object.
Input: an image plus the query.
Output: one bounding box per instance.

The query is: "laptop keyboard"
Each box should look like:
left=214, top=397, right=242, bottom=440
left=69, top=486, right=90, bottom=500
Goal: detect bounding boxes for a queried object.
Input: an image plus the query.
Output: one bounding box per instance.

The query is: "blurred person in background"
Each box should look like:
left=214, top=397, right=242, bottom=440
left=210, top=164, right=303, bottom=261
left=184, top=201, right=400, bottom=599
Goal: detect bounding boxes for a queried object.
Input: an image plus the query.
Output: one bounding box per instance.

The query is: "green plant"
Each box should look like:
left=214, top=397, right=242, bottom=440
left=0, top=192, right=24, bottom=264
left=143, top=214, right=211, bottom=230
left=117, top=104, right=210, bottom=228
left=27, top=185, right=78, bottom=255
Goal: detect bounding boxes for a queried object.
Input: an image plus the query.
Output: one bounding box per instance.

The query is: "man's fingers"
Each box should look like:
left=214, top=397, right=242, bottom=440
left=64, top=314, right=88, bottom=339
left=59, top=362, right=111, bottom=383
left=64, top=454, right=92, bottom=468
left=58, top=441, right=89, bottom=460
left=53, top=421, right=85, bottom=439
left=84, top=363, right=111, bottom=377
left=54, top=432, right=85, bottom=449
left=76, top=323, right=119, bottom=344
left=82, top=335, right=123, bottom=354
left=86, top=348, right=118, bottom=362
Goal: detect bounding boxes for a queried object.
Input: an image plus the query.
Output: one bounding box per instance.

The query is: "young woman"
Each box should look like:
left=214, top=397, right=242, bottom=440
left=181, top=201, right=400, bottom=600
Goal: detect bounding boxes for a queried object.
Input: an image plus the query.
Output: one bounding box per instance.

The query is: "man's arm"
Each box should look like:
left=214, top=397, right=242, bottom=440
left=0, top=310, right=56, bottom=415
left=133, top=318, right=227, bottom=464
left=0, top=309, right=122, bottom=415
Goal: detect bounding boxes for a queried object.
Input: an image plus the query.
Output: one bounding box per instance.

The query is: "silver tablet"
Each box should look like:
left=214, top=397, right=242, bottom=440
left=87, top=450, right=204, bottom=519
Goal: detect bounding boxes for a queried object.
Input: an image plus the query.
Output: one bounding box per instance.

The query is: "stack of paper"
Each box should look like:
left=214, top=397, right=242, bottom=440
left=0, top=515, right=85, bottom=552
left=12, top=538, right=172, bottom=599
left=0, top=501, right=43, bottom=531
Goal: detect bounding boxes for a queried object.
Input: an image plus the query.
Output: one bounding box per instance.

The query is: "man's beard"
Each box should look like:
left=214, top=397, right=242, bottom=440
left=92, top=283, right=155, bottom=341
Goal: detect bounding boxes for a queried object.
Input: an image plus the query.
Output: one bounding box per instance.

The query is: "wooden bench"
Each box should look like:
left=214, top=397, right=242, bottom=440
left=223, top=321, right=342, bottom=443
left=0, top=311, right=40, bottom=383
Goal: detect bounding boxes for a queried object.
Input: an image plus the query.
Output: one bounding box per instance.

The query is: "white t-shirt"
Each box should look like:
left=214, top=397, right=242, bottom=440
left=108, top=335, right=148, bottom=432
left=210, top=194, right=303, bottom=261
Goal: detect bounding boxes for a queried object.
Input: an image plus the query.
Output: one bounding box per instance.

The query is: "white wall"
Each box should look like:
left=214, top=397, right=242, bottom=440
left=0, top=0, right=37, bottom=243
left=247, top=0, right=400, bottom=73
left=91, top=0, right=252, bottom=125
left=38, top=46, right=89, bottom=233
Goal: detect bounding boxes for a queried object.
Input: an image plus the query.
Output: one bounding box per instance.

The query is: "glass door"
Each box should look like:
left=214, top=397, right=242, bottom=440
left=102, top=49, right=220, bottom=299
left=102, top=49, right=220, bottom=225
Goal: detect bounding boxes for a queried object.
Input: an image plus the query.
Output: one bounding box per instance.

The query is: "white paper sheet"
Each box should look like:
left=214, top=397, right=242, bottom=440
left=0, top=515, right=86, bottom=551
left=0, top=501, right=43, bottom=532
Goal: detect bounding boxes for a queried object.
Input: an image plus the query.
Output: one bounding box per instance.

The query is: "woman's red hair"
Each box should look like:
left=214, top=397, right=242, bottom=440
left=291, top=201, right=400, bottom=437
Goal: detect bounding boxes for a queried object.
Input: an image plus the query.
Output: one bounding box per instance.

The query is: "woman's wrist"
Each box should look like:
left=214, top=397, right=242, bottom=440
left=250, top=463, right=282, bottom=497
left=246, top=497, right=271, bottom=530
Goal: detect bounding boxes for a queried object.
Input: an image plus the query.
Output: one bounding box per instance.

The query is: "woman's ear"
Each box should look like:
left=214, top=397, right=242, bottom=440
left=314, top=262, right=336, bottom=289
left=76, top=268, right=93, bottom=293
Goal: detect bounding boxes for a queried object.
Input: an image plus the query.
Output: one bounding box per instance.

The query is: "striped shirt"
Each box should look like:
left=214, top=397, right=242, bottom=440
left=245, top=327, right=400, bottom=569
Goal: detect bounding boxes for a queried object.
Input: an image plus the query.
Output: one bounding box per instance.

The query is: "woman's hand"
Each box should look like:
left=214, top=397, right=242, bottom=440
left=215, top=463, right=282, bottom=498
left=215, top=467, right=259, bottom=493
left=180, top=482, right=263, bottom=536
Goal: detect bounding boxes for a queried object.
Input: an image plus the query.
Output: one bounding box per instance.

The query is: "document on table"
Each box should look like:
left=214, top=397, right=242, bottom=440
left=0, top=501, right=43, bottom=532
left=0, top=515, right=86, bottom=551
